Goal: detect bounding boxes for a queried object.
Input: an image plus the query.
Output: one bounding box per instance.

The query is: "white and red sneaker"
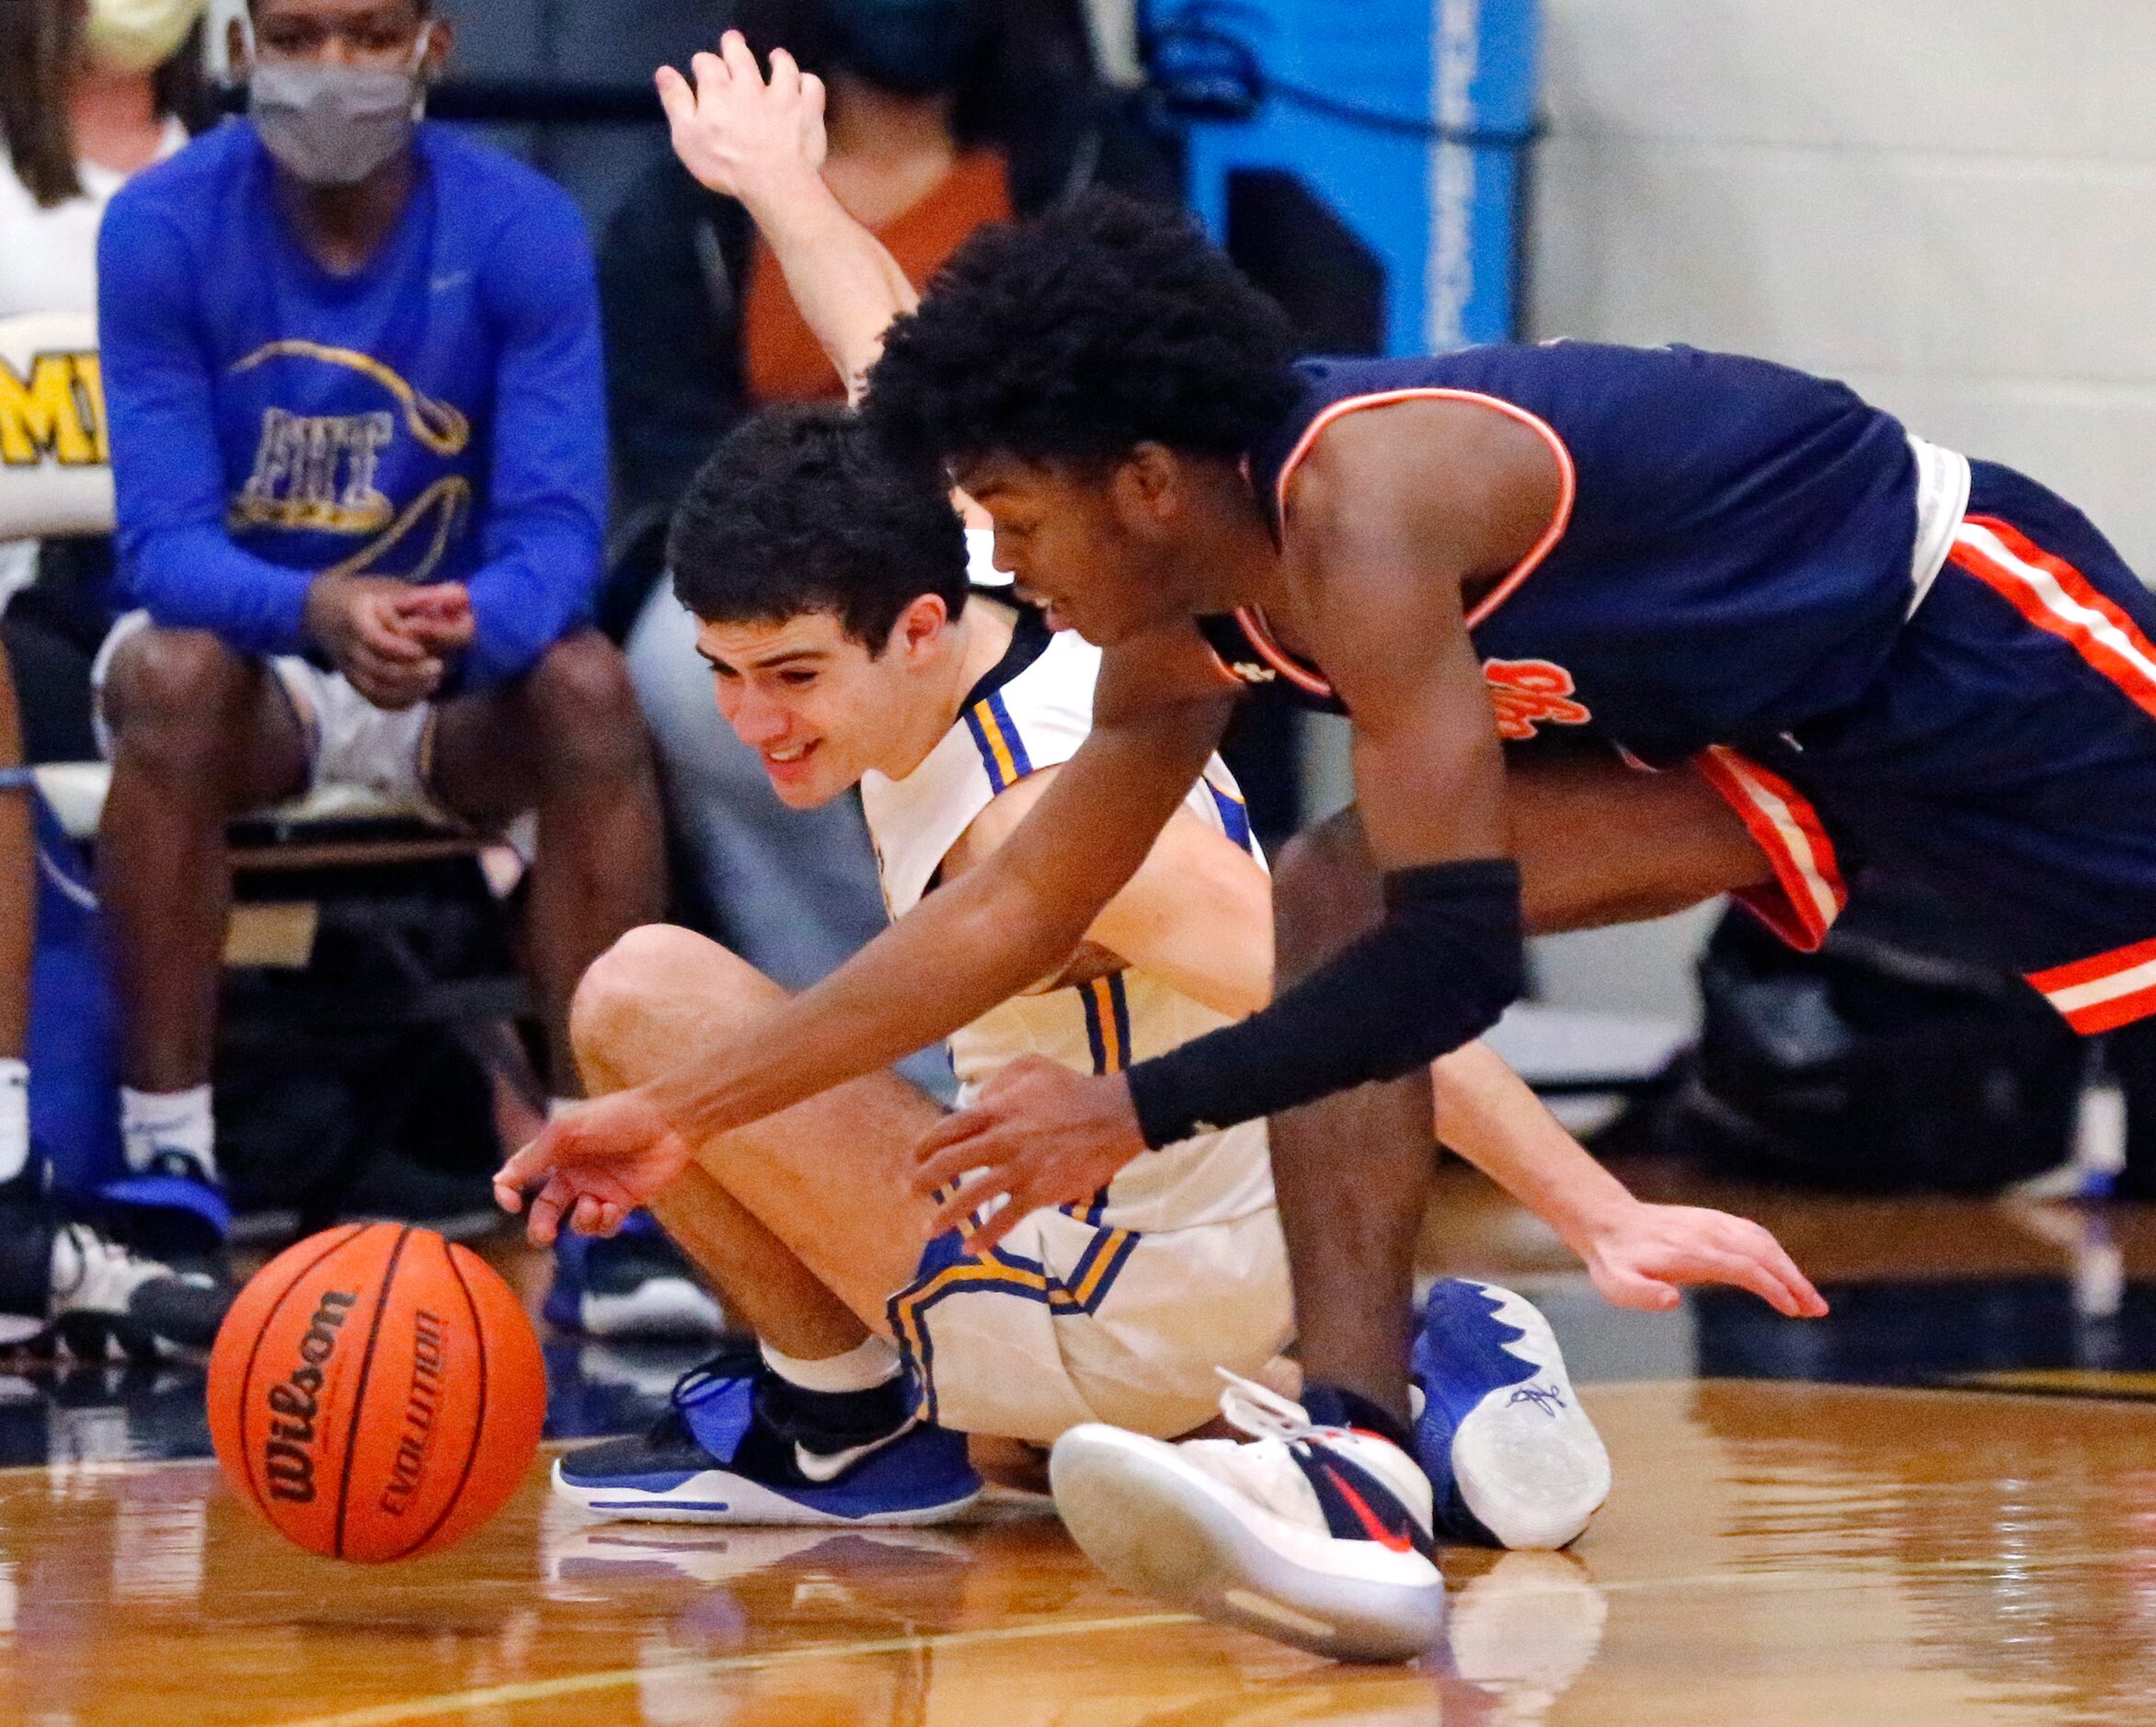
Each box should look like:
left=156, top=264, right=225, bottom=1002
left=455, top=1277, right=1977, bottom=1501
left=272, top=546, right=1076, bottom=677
left=1049, top=1373, right=1446, bottom=1663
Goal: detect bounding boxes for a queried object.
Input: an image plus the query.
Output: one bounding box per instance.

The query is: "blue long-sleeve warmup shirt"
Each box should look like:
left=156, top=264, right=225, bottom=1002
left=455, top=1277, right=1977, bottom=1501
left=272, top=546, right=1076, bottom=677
left=97, top=120, right=607, bottom=691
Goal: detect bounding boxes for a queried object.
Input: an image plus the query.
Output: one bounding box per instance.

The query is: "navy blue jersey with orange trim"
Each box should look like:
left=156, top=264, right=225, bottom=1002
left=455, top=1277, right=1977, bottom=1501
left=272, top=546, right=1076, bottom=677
left=1202, top=345, right=1924, bottom=766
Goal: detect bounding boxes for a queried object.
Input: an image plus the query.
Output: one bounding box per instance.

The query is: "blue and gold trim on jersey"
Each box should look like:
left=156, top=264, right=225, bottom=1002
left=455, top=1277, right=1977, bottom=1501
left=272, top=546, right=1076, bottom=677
left=887, top=1225, right=1141, bottom=1424
left=1207, top=781, right=1256, bottom=856
left=1079, top=974, right=1132, bottom=1080
left=1067, top=975, right=1132, bottom=1226
left=963, top=691, right=1033, bottom=793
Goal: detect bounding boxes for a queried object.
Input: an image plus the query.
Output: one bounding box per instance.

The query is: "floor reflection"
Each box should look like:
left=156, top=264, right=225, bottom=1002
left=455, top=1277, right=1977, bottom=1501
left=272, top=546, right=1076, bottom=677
left=0, top=1380, right=2150, bottom=1721
left=1673, top=1382, right=2156, bottom=1727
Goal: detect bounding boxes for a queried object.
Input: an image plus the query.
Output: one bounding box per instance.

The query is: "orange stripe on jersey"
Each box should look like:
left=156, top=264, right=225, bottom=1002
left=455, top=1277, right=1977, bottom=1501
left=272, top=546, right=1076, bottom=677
left=2029, top=934, right=2156, bottom=1034
left=1696, top=746, right=1846, bottom=953
left=1269, top=387, right=1579, bottom=631
left=1950, top=518, right=2156, bottom=724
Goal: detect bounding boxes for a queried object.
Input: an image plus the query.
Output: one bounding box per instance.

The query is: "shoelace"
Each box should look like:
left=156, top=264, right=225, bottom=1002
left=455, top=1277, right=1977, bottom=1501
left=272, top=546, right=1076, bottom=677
left=1216, top=1367, right=1331, bottom=1447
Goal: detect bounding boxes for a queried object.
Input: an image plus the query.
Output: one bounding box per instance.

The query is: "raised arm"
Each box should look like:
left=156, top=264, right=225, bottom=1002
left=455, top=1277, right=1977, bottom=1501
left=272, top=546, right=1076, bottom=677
left=657, top=32, right=915, bottom=402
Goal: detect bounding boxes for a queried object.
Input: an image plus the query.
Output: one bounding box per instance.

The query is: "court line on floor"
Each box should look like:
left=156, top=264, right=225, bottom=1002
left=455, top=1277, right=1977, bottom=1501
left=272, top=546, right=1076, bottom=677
left=275, top=1611, right=1201, bottom=1727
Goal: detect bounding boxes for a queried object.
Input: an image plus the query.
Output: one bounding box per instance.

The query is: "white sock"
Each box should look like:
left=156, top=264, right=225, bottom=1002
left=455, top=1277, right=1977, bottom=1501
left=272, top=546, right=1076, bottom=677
left=0, top=1059, right=27, bottom=1186
left=761, top=1334, right=902, bottom=1395
left=120, top=1085, right=218, bottom=1184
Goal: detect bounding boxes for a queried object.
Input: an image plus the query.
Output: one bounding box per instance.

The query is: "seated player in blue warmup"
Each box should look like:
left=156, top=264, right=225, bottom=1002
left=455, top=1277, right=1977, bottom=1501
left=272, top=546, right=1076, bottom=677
left=91, top=0, right=671, bottom=1298
left=503, top=40, right=1824, bottom=1662
left=515, top=50, right=2156, bottom=1663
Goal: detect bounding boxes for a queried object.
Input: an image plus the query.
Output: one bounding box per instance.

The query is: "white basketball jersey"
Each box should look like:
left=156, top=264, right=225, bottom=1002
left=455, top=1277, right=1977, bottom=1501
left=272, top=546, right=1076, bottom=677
left=859, top=539, right=1274, bottom=1234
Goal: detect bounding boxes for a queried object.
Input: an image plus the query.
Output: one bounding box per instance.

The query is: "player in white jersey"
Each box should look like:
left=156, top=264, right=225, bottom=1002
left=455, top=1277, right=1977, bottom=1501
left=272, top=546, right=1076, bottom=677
left=543, top=406, right=1295, bottom=1517
left=506, top=34, right=1822, bottom=1654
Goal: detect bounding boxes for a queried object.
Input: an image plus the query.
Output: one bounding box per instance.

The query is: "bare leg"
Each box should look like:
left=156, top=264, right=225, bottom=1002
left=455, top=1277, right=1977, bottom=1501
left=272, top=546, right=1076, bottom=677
left=1269, top=808, right=1436, bottom=1426
left=0, top=648, right=33, bottom=1062
left=97, top=630, right=309, bottom=1091
left=1272, top=756, right=1775, bottom=1424
left=569, top=923, right=943, bottom=1347
left=1508, top=755, right=1773, bottom=935
left=431, top=629, right=667, bottom=1095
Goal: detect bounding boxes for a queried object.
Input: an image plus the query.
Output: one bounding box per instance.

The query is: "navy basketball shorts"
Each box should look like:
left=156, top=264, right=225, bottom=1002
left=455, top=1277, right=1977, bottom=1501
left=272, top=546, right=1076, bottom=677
left=1700, top=460, right=2156, bottom=1034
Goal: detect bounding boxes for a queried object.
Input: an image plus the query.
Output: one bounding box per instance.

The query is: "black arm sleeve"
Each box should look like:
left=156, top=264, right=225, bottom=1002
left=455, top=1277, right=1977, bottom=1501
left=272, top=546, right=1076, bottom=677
left=1125, top=858, right=1524, bottom=1149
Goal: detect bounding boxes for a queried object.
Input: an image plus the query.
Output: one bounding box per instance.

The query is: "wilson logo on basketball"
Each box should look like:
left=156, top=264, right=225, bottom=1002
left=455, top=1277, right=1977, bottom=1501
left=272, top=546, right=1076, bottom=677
left=263, top=1288, right=357, bottom=1504
left=379, top=1310, right=449, bottom=1517
left=1484, top=658, right=1590, bottom=741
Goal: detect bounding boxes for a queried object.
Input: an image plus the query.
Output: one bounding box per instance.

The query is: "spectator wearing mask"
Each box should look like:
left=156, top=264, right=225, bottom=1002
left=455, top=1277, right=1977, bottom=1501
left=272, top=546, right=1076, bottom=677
left=0, top=0, right=209, bottom=759
left=92, top=0, right=668, bottom=1277
left=600, top=0, right=1176, bottom=996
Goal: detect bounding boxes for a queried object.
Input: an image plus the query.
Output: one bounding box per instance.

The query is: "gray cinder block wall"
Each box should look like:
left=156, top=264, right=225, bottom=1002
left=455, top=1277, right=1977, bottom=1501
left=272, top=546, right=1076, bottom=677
left=1527, top=0, right=2156, bottom=1020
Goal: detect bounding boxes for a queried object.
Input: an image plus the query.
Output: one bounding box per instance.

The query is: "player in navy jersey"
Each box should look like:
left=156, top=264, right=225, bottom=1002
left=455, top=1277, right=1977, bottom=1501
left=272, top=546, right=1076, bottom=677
left=531, top=186, right=2156, bottom=1642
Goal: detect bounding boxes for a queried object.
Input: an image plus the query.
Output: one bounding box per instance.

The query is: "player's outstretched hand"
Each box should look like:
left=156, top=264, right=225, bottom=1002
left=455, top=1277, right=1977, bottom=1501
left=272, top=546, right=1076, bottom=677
left=912, top=1056, right=1149, bottom=1256
left=1577, top=1200, right=1829, bottom=1319
left=493, top=1089, right=694, bottom=1248
left=657, top=29, right=827, bottom=205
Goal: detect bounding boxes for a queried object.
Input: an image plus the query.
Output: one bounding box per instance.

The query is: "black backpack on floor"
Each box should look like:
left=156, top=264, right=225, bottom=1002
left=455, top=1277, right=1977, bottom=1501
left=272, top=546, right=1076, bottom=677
left=1659, top=902, right=2084, bottom=1194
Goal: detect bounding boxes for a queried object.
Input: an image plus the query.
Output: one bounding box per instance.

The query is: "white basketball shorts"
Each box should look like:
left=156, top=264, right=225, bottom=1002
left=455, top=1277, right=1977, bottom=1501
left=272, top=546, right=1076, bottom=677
left=887, top=1205, right=1292, bottom=1447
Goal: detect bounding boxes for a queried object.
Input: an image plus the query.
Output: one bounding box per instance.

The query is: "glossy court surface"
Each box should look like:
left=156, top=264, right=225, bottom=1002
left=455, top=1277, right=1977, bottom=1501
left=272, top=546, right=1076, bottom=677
left=8, top=1165, right=2156, bottom=1725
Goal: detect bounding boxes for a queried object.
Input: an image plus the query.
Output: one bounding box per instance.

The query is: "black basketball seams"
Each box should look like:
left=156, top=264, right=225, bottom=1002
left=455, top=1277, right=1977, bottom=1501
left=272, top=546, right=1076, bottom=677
left=384, top=1236, right=491, bottom=1562
left=231, top=1222, right=369, bottom=1526
left=330, top=1225, right=413, bottom=1561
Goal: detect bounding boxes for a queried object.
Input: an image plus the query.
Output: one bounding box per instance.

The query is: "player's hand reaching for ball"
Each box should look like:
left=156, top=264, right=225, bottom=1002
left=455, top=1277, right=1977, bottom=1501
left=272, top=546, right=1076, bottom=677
left=912, top=1056, right=1150, bottom=1256
left=657, top=30, right=827, bottom=206
left=1576, top=1199, right=1829, bottom=1319
left=493, top=1089, right=694, bottom=1246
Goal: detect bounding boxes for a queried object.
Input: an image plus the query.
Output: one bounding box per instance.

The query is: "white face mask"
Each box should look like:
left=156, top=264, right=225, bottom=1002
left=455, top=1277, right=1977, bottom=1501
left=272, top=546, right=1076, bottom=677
left=84, top=0, right=208, bottom=75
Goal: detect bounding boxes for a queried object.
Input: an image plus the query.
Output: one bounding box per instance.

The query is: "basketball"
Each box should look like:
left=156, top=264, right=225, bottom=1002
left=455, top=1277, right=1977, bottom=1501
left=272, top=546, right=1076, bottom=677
left=206, top=1223, right=547, bottom=1564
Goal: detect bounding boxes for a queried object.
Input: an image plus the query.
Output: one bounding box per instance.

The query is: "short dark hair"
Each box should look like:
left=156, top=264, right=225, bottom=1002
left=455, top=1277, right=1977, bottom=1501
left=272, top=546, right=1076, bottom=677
left=669, top=404, right=969, bottom=652
left=861, top=191, right=1302, bottom=470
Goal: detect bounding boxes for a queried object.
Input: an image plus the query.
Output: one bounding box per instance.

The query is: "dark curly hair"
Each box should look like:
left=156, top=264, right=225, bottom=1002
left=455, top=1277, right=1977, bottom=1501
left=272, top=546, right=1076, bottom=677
left=669, top=404, right=969, bottom=652
left=861, top=190, right=1302, bottom=469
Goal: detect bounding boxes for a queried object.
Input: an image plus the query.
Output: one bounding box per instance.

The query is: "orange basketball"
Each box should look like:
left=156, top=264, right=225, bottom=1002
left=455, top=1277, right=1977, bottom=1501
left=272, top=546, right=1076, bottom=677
left=206, top=1222, right=547, bottom=1563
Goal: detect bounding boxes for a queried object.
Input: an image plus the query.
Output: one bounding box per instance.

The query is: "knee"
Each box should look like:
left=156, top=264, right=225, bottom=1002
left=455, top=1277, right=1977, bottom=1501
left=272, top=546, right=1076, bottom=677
left=570, top=923, right=694, bottom=1065
left=522, top=629, right=650, bottom=783
left=1273, top=806, right=1382, bottom=976
left=569, top=923, right=767, bottom=1077
left=103, top=630, right=249, bottom=774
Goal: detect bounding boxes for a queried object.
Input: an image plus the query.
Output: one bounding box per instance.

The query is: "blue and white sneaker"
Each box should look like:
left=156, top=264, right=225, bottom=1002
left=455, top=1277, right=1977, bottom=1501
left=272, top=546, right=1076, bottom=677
left=545, top=1213, right=727, bottom=1341
left=1410, top=1279, right=1610, bottom=1550
left=553, top=1351, right=982, bottom=1526
left=1049, top=1373, right=1447, bottom=1663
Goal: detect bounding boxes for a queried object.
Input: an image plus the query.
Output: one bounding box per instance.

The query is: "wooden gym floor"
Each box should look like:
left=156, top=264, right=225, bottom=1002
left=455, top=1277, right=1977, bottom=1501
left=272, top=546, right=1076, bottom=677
left=6, top=1161, right=2156, bottom=1725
